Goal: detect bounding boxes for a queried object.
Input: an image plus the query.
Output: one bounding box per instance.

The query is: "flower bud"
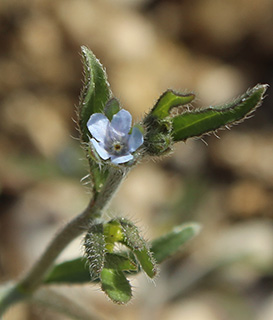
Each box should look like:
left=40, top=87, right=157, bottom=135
left=143, top=117, right=173, bottom=156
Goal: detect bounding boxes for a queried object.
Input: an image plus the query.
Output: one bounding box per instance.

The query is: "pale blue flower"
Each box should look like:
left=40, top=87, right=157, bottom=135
left=87, top=109, right=144, bottom=164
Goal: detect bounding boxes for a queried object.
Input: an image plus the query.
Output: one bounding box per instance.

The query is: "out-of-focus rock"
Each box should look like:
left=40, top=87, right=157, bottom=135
left=1, top=91, right=69, bottom=157
left=163, top=296, right=219, bottom=320
left=226, top=180, right=271, bottom=218
left=17, top=12, right=74, bottom=86
left=210, top=131, right=273, bottom=186
left=196, top=64, right=246, bottom=106
left=198, top=221, right=273, bottom=275
left=258, top=294, right=273, bottom=320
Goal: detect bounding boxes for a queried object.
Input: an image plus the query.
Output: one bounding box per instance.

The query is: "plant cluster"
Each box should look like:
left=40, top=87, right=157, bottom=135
left=0, top=46, right=268, bottom=316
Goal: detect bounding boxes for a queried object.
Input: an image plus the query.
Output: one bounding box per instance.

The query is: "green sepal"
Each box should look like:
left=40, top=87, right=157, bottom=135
left=100, top=268, right=132, bottom=304
left=104, top=98, right=120, bottom=121
left=118, top=218, right=144, bottom=249
left=87, top=157, right=109, bottom=194
left=84, top=223, right=106, bottom=279
left=150, top=90, right=195, bottom=119
left=144, top=132, right=172, bottom=156
left=151, top=223, right=201, bottom=263
left=119, top=218, right=157, bottom=278
left=133, top=123, right=145, bottom=135
left=104, top=253, right=137, bottom=271
left=78, top=46, right=111, bottom=143
left=172, top=84, right=268, bottom=141
left=143, top=116, right=173, bottom=156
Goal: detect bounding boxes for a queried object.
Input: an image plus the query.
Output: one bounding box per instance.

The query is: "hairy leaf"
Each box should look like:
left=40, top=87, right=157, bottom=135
left=78, top=47, right=112, bottom=193
left=150, top=90, right=195, bottom=119
left=151, top=223, right=201, bottom=263
left=172, top=84, right=268, bottom=141
left=78, top=46, right=111, bottom=142
left=100, top=269, right=132, bottom=304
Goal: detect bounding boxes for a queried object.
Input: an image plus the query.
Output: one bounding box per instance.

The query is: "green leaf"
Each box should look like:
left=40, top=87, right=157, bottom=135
left=44, top=258, right=90, bottom=284
left=151, top=223, right=201, bottom=263
left=172, top=84, right=268, bottom=141
left=151, top=90, right=195, bottom=119
left=78, top=46, right=111, bottom=143
left=100, top=269, right=132, bottom=304
left=77, top=47, right=111, bottom=193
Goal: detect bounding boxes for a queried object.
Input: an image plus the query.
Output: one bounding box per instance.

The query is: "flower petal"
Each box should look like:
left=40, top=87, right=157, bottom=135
left=87, top=113, right=110, bottom=142
left=111, top=109, right=132, bottom=134
left=128, top=126, right=144, bottom=152
left=91, top=138, right=110, bottom=160
left=111, top=154, right=134, bottom=164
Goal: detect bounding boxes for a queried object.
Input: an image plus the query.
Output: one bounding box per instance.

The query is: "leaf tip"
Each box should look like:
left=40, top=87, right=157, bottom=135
left=174, top=222, right=202, bottom=237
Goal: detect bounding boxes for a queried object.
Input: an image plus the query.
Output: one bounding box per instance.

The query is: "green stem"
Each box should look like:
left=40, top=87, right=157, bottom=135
left=0, top=167, right=128, bottom=316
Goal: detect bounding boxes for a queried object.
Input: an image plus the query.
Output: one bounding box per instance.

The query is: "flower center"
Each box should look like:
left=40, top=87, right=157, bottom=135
left=114, top=143, right=121, bottom=151
left=112, top=142, right=124, bottom=154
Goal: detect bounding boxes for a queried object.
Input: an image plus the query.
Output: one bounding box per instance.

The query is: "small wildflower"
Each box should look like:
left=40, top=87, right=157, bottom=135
left=87, top=109, right=143, bottom=164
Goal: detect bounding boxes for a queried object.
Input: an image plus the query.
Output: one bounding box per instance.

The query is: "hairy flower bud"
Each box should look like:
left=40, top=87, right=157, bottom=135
left=143, top=116, right=173, bottom=156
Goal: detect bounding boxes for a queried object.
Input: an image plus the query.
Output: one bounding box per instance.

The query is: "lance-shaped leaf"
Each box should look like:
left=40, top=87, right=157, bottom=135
left=150, top=90, right=195, bottom=119
left=78, top=46, right=111, bottom=143
left=100, top=269, right=132, bottom=304
left=172, top=84, right=268, bottom=141
left=151, top=223, right=201, bottom=263
left=78, top=47, right=112, bottom=193
left=44, top=258, right=91, bottom=284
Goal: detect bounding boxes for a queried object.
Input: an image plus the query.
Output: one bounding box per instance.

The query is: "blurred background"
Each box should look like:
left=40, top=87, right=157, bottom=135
left=0, top=0, right=273, bottom=319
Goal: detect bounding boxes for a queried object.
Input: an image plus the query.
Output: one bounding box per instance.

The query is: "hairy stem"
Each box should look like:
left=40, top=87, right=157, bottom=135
left=0, top=167, right=128, bottom=315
